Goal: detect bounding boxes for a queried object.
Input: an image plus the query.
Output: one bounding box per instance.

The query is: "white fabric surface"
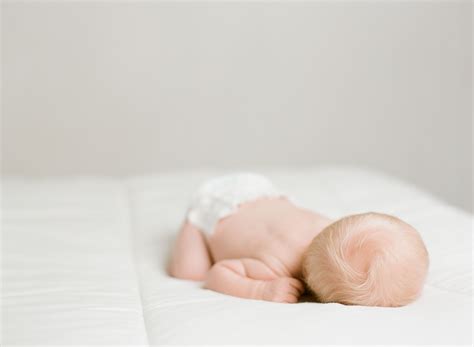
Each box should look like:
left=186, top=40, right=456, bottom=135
left=3, top=167, right=473, bottom=345
left=2, top=179, right=149, bottom=345
left=187, top=172, right=282, bottom=234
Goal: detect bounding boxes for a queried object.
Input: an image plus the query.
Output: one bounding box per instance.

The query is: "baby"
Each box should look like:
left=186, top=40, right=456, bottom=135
left=168, top=173, right=429, bottom=307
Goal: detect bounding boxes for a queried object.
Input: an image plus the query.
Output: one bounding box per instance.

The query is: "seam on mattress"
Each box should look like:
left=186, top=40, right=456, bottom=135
left=124, top=182, right=151, bottom=347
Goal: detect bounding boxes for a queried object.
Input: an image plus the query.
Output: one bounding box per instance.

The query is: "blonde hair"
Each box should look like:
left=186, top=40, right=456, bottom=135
left=302, top=212, right=429, bottom=307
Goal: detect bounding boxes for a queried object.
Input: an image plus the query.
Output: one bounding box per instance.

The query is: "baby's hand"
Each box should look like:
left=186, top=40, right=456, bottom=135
left=263, top=277, right=305, bottom=303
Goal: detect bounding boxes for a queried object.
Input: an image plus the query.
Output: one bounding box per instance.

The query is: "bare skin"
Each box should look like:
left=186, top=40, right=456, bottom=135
left=169, top=198, right=334, bottom=303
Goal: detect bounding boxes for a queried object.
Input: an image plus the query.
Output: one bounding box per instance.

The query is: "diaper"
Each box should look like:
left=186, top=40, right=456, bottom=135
left=187, top=173, right=283, bottom=234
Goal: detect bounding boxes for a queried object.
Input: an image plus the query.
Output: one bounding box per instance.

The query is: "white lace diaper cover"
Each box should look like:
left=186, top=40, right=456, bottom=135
left=187, top=173, right=284, bottom=234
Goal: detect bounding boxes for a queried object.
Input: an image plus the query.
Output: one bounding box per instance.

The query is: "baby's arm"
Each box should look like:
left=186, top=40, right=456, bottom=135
left=204, top=259, right=304, bottom=303
left=168, top=222, right=212, bottom=281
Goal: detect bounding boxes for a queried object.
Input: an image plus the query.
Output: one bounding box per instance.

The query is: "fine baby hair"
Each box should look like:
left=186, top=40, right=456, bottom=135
left=303, top=212, right=429, bottom=307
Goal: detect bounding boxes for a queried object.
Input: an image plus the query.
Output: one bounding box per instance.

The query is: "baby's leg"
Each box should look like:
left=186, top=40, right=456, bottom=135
left=168, top=221, right=212, bottom=281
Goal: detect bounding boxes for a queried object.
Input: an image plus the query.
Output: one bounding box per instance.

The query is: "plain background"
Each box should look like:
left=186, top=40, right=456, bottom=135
left=2, top=1, right=472, bottom=212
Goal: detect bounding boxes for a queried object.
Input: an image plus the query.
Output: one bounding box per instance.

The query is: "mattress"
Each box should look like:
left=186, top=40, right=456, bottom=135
left=2, top=167, right=472, bottom=345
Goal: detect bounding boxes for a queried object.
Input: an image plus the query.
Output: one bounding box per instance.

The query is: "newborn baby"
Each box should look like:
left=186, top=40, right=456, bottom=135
left=169, top=173, right=429, bottom=307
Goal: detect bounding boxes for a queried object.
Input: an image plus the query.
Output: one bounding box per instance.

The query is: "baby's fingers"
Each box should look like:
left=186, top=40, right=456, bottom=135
left=288, top=278, right=305, bottom=294
left=263, top=277, right=306, bottom=303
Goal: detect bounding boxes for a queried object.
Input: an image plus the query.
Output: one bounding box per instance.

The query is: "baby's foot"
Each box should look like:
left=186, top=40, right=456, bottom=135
left=263, top=277, right=305, bottom=303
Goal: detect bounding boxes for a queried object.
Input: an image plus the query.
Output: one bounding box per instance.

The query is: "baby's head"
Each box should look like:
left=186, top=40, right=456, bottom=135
left=302, top=212, right=429, bottom=307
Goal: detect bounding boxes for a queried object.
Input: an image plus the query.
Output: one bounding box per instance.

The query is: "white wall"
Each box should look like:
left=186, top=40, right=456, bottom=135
left=2, top=1, right=472, bottom=212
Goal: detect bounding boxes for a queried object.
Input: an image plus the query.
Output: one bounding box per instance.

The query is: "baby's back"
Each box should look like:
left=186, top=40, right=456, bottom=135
left=207, top=198, right=332, bottom=277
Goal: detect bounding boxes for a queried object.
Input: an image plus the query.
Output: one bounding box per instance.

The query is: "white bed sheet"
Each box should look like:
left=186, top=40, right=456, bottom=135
left=2, top=179, right=149, bottom=345
left=2, top=167, right=473, bottom=345
left=129, top=168, right=472, bottom=345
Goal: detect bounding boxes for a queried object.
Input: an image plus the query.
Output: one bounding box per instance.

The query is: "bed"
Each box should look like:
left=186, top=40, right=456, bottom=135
left=2, top=167, right=472, bottom=345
